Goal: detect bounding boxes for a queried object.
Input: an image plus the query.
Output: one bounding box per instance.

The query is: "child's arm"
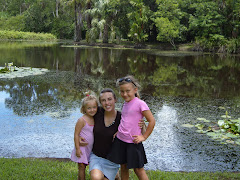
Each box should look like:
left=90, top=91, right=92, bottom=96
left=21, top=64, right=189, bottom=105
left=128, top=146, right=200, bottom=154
left=139, top=119, right=147, bottom=134
left=74, top=118, right=85, bottom=157
left=133, top=110, right=155, bottom=144
left=79, top=136, right=88, bottom=146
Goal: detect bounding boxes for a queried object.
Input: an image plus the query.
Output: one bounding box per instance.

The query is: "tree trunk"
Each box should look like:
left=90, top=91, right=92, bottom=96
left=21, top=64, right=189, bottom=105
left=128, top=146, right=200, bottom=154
left=86, top=1, right=92, bottom=29
left=74, top=1, right=82, bottom=42
left=56, top=0, right=59, bottom=18
left=102, top=19, right=110, bottom=43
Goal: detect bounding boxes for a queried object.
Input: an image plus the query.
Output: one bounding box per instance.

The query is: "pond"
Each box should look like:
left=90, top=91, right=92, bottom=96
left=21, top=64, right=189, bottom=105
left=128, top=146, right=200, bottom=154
left=0, top=41, right=240, bottom=172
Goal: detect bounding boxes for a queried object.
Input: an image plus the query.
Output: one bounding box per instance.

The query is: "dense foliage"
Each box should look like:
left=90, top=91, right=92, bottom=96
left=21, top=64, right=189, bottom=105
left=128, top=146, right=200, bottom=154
left=0, top=0, right=240, bottom=52
left=0, top=30, right=56, bottom=40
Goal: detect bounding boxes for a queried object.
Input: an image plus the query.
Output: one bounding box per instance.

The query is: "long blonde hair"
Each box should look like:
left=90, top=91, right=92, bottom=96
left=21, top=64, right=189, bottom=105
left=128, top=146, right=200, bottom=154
left=116, top=75, right=141, bottom=98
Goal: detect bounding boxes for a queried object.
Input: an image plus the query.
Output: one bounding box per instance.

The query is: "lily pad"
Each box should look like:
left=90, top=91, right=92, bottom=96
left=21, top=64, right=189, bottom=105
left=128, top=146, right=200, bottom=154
left=206, top=132, right=217, bottom=137
left=206, top=132, right=224, bottom=139
left=221, top=135, right=230, bottom=139
left=218, top=120, right=225, bottom=126
left=226, top=140, right=235, bottom=144
left=0, top=67, right=49, bottom=79
left=225, top=133, right=239, bottom=138
left=236, top=139, right=240, bottom=145
left=195, top=124, right=205, bottom=130
left=196, top=117, right=211, bottom=123
left=236, top=141, right=240, bottom=145
left=204, top=119, right=210, bottom=123
left=221, top=115, right=231, bottom=118
left=181, top=124, right=194, bottom=128
left=230, top=119, right=240, bottom=123
left=197, top=118, right=207, bottom=121
left=196, top=130, right=208, bottom=134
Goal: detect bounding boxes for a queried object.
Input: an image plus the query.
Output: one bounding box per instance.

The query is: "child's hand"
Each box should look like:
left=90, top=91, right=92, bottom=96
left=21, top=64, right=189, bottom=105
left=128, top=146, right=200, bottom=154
left=76, top=149, right=82, bottom=158
left=138, top=119, right=145, bottom=128
left=79, top=137, right=88, bottom=146
left=112, top=131, right=118, bottom=141
left=132, top=135, right=146, bottom=144
left=139, top=119, right=147, bottom=134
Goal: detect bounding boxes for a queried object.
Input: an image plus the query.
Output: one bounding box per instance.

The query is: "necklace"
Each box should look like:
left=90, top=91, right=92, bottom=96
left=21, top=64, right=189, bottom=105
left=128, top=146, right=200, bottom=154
left=104, top=110, right=117, bottom=127
left=105, top=119, right=115, bottom=127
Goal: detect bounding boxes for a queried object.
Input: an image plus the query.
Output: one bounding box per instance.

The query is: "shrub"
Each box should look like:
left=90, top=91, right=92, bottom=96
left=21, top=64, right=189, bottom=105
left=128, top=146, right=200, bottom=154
left=226, top=38, right=240, bottom=54
left=0, top=30, right=57, bottom=41
left=194, top=34, right=227, bottom=52
left=0, top=15, right=25, bottom=31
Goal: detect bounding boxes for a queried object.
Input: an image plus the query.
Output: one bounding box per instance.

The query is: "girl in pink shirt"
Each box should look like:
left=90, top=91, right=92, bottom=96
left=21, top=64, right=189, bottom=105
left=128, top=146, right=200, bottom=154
left=107, top=75, right=155, bottom=180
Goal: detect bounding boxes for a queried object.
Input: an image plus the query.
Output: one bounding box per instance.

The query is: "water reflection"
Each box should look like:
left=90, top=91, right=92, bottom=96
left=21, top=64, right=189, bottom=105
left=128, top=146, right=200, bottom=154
left=1, top=73, right=82, bottom=117
left=1, top=42, right=240, bottom=98
left=144, top=105, right=182, bottom=171
left=0, top=41, right=240, bottom=171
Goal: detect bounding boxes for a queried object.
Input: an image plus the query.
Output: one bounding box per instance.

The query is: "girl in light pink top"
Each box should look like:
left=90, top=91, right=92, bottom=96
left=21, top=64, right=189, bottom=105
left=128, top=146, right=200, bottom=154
left=107, top=75, right=155, bottom=180
left=71, top=95, right=98, bottom=180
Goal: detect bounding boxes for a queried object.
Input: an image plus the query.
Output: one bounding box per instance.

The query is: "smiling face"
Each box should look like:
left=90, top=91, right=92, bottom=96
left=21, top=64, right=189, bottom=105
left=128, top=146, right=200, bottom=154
left=119, top=83, right=138, bottom=102
left=84, top=100, right=98, bottom=117
left=99, top=92, right=116, bottom=112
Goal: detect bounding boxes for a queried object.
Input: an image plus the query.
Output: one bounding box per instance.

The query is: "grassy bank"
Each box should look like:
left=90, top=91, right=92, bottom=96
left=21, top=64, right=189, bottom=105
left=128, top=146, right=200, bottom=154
left=0, top=30, right=57, bottom=41
left=0, top=158, right=239, bottom=180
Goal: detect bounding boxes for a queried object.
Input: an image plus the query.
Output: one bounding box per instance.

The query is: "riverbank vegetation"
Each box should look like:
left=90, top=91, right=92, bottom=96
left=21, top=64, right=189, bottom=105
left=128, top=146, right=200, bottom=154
left=0, top=158, right=239, bottom=180
left=0, top=30, right=56, bottom=41
left=0, top=0, right=240, bottom=53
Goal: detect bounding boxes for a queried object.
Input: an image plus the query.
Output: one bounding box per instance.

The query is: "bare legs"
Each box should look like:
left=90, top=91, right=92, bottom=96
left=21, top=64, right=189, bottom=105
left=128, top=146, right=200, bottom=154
left=90, top=169, right=108, bottom=180
left=78, top=163, right=87, bottom=180
left=120, top=164, right=148, bottom=180
left=120, top=164, right=129, bottom=180
left=134, top=168, right=149, bottom=180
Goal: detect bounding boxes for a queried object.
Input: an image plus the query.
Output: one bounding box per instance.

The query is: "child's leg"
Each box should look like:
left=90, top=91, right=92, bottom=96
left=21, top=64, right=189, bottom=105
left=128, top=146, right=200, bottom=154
left=120, top=164, right=129, bottom=180
left=78, top=163, right=86, bottom=180
left=115, top=170, right=120, bottom=180
left=90, top=169, right=107, bottom=180
left=134, top=167, right=149, bottom=180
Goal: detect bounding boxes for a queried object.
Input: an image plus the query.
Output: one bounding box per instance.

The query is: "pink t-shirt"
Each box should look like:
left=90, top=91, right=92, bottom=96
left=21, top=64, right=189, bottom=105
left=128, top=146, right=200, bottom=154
left=117, top=97, right=149, bottom=143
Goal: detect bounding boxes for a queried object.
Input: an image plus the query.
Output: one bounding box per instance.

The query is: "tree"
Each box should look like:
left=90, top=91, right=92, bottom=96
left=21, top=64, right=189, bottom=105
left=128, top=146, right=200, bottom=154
left=188, top=1, right=225, bottom=39
left=24, top=0, right=55, bottom=33
left=223, top=0, right=240, bottom=38
left=84, top=0, right=122, bottom=43
left=2, top=0, right=29, bottom=16
left=51, top=2, right=75, bottom=39
left=127, top=0, right=152, bottom=44
left=74, top=0, right=83, bottom=41
left=154, top=17, right=179, bottom=48
left=153, top=0, right=187, bottom=47
left=102, top=0, right=118, bottom=43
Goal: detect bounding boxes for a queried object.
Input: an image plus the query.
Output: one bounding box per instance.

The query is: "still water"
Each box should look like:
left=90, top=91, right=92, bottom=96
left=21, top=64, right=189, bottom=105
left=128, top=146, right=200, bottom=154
left=0, top=41, right=240, bottom=172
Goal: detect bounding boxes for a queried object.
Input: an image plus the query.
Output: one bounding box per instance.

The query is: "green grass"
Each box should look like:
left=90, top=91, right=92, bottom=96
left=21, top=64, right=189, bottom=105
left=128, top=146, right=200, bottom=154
left=0, top=158, right=239, bottom=180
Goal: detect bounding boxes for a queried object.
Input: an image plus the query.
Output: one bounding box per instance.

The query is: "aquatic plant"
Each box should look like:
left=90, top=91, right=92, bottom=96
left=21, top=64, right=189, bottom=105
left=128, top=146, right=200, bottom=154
left=0, top=63, right=49, bottom=78
left=0, top=66, right=9, bottom=73
left=218, top=112, right=240, bottom=135
left=0, top=62, right=15, bottom=73
left=181, top=111, right=240, bottom=145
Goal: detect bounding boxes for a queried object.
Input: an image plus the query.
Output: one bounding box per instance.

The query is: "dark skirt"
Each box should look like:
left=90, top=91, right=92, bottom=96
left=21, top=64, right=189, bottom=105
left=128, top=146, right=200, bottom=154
left=107, top=137, right=147, bottom=169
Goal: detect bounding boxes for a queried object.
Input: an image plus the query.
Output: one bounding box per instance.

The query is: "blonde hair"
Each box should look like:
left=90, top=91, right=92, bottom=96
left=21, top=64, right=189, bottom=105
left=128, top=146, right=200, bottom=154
left=80, top=95, right=98, bottom=114
left=116, top=75, right=141, bottom=98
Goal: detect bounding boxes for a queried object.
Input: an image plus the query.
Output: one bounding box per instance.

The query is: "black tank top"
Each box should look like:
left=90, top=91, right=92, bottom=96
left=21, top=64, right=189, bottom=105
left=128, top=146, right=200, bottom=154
left=92, top=107, right=121, bottom=158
